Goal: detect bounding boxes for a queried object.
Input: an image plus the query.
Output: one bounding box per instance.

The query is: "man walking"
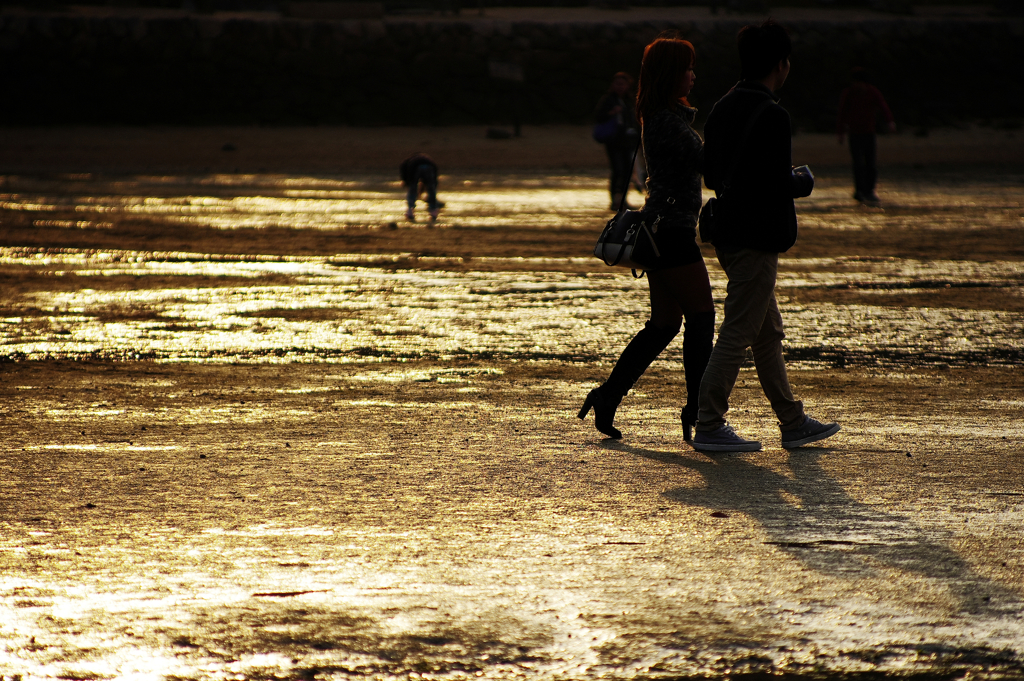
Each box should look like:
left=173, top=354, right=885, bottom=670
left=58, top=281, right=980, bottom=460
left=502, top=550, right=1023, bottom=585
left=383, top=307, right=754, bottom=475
left=692, top=20, right=840, bottom=452
left=838, top=67, right=895, bottom=206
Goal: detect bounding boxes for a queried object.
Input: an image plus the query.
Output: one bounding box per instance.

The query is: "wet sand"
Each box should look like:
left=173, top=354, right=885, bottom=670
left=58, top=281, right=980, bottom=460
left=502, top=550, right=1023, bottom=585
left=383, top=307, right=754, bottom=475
left=0, top=128, right=1022, bottom=679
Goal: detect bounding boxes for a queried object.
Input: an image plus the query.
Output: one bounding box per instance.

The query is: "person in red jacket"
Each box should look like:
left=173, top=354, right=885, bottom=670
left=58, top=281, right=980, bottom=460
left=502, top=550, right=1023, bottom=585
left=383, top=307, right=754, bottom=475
left=837, top=67, right=895, bottom=206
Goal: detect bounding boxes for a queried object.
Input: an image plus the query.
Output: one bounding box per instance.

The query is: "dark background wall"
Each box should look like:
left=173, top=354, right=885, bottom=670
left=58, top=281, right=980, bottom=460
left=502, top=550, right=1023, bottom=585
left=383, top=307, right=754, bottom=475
left=2, top=9, right=1022, bottom=130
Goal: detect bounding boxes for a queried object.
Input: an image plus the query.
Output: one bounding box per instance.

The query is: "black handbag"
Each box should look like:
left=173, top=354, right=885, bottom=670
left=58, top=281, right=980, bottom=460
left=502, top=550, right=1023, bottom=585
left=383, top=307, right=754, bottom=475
left=594, top=209, right=662, bottom=274
left=698, top=97, right=774, bottom=244
left=592, top=141, right=656, bottom=277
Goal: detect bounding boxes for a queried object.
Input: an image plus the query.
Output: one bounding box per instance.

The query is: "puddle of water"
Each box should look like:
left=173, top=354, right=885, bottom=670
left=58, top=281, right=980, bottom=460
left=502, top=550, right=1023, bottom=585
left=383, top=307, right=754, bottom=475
left=6, top=171, right=1021, bottom=231
left=1, top=172, right=614, bottom=230
left=0, top=247, right=1020, bottom=366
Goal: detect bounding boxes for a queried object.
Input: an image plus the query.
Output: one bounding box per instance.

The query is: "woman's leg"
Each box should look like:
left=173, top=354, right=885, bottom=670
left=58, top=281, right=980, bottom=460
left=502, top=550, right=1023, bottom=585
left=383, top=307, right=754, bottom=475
left=603, top=259, right=683, bottom=399
left=648, top=260, right=715, bottom=417
left=584, top=258, right=713, bottom=438
left=602, top=319, right=679, bottom=401
left=582, top=311, right=676, bottom=439
left=603, top=257, right=714, bottom=401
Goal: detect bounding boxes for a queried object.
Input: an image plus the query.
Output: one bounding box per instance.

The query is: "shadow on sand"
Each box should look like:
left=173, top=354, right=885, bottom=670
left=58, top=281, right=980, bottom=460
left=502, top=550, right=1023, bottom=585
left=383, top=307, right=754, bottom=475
left=601, top=440, right=1020, bottom=619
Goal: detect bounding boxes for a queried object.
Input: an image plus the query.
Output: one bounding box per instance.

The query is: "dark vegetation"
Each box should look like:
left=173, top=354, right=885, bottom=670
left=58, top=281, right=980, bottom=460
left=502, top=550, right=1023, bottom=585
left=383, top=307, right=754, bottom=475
left=1, top=1, right=1021, bottom=130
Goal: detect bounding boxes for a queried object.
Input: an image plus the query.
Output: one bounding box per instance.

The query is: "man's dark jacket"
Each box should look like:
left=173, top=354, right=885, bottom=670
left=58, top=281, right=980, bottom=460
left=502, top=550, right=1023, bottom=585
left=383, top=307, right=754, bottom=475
left=702, top=81, right=813, bottom=253
left=400, top=153, right=437, bottom=188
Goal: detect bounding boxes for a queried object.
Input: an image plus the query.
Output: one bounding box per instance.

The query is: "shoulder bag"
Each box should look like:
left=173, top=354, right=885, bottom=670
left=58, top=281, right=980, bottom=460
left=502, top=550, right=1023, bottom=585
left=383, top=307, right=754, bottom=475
left=592, top=141, right=659, bottom=278
left=698, top=97, right=775, bottom=243
left=592, top=117, right=619, bottom=143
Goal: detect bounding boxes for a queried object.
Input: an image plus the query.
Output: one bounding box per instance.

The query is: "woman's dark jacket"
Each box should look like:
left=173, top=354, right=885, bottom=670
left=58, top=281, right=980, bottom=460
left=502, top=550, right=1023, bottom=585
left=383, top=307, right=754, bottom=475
left=639, top=102, right=704, bottom=268
left=702, top=81, right=813, bottom=253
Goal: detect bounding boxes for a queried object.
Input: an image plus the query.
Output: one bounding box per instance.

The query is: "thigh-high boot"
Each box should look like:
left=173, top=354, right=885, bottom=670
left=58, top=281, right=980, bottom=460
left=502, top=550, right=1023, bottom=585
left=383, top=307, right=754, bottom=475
left=680, top=309, right=715, bottom=440
left=578, top=321, right=678, bottom=438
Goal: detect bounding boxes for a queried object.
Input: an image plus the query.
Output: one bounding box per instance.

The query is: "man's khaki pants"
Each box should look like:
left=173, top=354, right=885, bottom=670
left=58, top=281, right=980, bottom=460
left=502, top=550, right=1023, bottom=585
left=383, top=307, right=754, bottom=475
left=696, top=248, right=805, bottom=432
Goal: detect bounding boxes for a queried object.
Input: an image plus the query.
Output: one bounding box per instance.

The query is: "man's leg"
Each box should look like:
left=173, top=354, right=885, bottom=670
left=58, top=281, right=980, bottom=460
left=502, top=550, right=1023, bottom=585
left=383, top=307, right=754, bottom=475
left=863, top=133, right=878, bottom=199
left=696, top=249, right=778, bottom=431
left=750, top=292, right=805, bottom=430
left=849, top=134, right=867, bottom=200
left=420, top=167, right=438, bottom=211
left=417, top=167, right=440, bottom=219
left=750, top=282, right=841, bottom=448
left=405, top=184, right=417, bottom=220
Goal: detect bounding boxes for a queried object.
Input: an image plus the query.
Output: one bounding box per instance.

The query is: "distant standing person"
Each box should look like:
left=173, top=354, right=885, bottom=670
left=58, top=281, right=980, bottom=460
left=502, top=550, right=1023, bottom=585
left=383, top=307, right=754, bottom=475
left=400, top=153, right=442, bottom=222
left=579, top=36, right=715, bottom=443
left=692, top=20, right=839, bottom=452
left=837, top=67, right=895, bottom=206
left=594, top=72, right=642, bottom=210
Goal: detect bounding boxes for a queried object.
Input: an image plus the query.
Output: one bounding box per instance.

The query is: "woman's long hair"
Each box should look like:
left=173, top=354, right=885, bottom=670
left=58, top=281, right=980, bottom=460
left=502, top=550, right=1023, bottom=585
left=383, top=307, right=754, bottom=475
left=635, top=37, right=696, bottom=123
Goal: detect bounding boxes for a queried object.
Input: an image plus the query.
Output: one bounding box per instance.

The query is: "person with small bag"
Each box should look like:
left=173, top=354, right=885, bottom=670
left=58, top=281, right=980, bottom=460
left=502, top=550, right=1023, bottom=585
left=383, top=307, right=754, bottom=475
left=594, top=72, right=642, bottom=210
left=691, top=20, right=839, bottom=452
left=579, top=36, right=716, bottom=442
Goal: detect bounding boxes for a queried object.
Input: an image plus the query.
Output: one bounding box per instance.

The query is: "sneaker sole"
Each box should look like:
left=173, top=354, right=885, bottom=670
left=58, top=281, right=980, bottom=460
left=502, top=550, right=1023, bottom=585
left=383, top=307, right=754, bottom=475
left=692, top=440, right=762, bottom=453
left=783, top=423, right=841, bottom=449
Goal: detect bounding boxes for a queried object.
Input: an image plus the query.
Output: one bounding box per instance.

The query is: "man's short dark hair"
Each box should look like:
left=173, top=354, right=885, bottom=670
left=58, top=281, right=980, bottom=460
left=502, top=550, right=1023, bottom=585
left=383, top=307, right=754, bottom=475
left=738, top=20, right=791, bottom=81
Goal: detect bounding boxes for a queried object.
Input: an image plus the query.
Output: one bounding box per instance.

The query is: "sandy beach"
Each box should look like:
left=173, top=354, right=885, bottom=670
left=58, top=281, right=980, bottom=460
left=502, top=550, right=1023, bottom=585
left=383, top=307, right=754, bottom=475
left=0, top=126, right=1022, bottom=679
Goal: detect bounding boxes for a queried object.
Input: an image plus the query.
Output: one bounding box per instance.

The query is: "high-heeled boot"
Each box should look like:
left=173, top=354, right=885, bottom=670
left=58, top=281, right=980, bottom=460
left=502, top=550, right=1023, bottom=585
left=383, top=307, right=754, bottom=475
left=579, top=321, right=678, bottom=438
left=577, top=387, right=623, bottom=439
left=680, top=405, right=698, bottom=442
left=681, top=310, right=715, bottom=441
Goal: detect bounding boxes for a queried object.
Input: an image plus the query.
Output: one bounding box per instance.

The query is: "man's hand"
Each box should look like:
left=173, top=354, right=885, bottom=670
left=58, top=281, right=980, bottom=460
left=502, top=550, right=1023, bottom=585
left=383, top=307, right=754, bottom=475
left=791, top=165, right=814, bottom=198
left=887, top=121, right=897, bottom=133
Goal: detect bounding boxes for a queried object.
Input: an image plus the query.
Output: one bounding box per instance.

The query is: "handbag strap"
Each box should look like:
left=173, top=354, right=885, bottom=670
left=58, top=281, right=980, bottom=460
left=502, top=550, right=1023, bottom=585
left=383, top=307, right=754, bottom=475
left=615, top=139, right=642, bottom=214
left=719, top=97, right=775, bottom=196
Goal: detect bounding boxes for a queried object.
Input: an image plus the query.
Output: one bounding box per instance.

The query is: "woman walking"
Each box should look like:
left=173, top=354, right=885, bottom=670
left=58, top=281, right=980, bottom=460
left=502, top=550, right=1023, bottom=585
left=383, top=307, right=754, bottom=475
left=579, top=36, right=715, bottom=442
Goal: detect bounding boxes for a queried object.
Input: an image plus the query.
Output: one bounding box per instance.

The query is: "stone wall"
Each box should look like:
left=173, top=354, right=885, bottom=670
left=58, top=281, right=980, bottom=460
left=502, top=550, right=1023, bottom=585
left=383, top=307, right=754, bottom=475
left=2, top=10, right=1022, bottom=129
